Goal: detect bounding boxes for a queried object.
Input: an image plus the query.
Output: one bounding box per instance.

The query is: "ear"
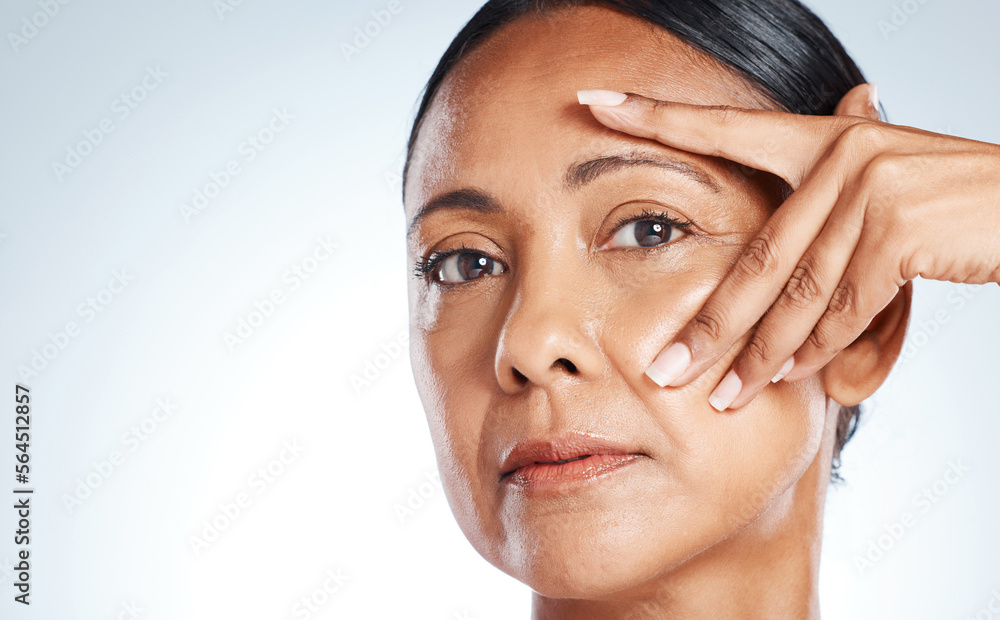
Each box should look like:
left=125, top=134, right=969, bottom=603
left=819, top=82, right=894, bottom=407
left=820, top=281, right=912, bottom=406
left=833, top=82, right=880, bottom=120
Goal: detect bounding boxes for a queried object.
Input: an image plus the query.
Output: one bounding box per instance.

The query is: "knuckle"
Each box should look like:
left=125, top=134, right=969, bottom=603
left=705, top=104, right=744, bottom=126
left=743, top=335, right=772, bottom=365
left=861, top=155, right=916, bottom=235
left=861, top=152, right=906, bottom=190
left=805, top=323, right=836, bottom=357
left=735, top=232, right=781, bottom=281
left=650, top=97, right=671, bottom=113
left=838, top=121, right=884, bottom=155
left=782, top=261, right=824, bottom=310
left=804, top=281, right=861, bottom=356
left=827, top=280, right=858, bottom=317
left=690, top=308, right=727, bottom=343
left=649, top=99, right=672, bottom=137
left=900, top=247, right=934, bottom=280
left=808, top=307, right=867, bottom=360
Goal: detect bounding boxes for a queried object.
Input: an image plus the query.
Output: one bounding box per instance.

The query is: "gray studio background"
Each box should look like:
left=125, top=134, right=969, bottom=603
left=1, top=0, right=998, bottom=618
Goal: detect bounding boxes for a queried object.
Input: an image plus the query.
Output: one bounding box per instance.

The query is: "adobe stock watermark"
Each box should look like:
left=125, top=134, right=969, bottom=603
left=7, top=0, right=73, bottom=56
left=350, top=329, right=409, bottom=395
left=188, top=439, right=306, bottom=556
left=898, top=282, right=983, bottom=366
left=222, top=236, right=339, bottom=352
left=290, top=567, right=350, bottom=619
left=853, top=458, right=970, bottom=575
left=851, top=374, right=919, bottom=459
left=0, top=557, right=13, bottom=586
left=17, top=269, right=136, bottom=381
left=61, top=398, right=180, bottom=515
left=383, top=152, right=405, bottom=193
left=878, top=0, right=933, bottom=40
left=341, top=0, right=403, bottom=62
left=111, top=600, right=144, bottom=620
left=393, top=469, right=443, bottom=525
left=51, top=65, right=168, bottom=182
left=178, top=107, right=294, bottom=223
left=966, top=588, right=1000, bottom=620
left=212, top=0, right=250, bottom=22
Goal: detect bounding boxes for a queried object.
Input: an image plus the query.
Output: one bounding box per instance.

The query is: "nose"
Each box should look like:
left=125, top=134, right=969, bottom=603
left=495, top=278, right=605, bottom=394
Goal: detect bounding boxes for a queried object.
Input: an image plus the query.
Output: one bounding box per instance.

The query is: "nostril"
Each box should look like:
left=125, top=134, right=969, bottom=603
left=556, top=358, right=577, bottom=373
left=509, top=359, right=578, bottom=386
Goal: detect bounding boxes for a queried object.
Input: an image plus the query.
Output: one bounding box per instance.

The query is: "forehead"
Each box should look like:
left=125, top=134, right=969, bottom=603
left=405, top=5, right=770, bottom=215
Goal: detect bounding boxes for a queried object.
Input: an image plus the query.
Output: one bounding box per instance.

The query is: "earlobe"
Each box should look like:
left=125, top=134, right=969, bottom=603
left=820, top=280, right=912, bottom=406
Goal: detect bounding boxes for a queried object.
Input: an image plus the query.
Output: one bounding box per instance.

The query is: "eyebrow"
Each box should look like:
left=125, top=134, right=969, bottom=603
left=564, top=151, right=721, bottom=193
left=407, top=152, right=720, bottom=240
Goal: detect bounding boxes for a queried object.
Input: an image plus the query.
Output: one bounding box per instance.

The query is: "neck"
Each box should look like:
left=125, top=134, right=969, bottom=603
left=531, top=419, right=836, bottom=620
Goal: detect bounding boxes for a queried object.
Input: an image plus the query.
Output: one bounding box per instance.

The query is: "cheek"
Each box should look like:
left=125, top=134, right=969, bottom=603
left=672, top=364, right=827, bottom=539
left=599, top=237, right=741, bottom=389
left=600, top=243, right=828, bottom=551
left=408, top=290, right=507, bottom=551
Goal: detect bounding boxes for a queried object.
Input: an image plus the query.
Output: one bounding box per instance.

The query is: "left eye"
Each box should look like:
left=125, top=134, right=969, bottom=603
left=606, top=218, right=684, bottom=249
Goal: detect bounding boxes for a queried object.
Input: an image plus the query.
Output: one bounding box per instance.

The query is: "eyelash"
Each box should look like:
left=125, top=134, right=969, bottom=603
left=413, top=209, right=694, bottom=283
left=608, top=208, right=695, bottom=244
left=412, top=242, right=487, bottom=280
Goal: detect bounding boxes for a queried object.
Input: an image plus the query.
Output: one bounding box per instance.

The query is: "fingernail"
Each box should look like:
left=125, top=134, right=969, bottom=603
left=709, top=369, right=742, bottom=412
left=770, top=356, right=795, bottom=383
left=577, top=89, right=627, bottom=106
left=868, top=83, right=879, bottom=112
left=645, top=342, right=691, bottom=388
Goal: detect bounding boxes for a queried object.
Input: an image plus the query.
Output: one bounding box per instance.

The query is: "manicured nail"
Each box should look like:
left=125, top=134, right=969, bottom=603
left=645, top=342, right=691, bottom=388
left=709, top=369, right=742, bottom=412
left=868, top=83, right=879, bottom=112
left=770, top=356, right=795, bottom=383
left=577, top=89, right=628, bottom=106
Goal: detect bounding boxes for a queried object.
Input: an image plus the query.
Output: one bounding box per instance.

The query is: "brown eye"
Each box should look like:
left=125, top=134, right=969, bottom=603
left=635, top=220, right=668, bottom=247
left=605, top=218, right=685, bottom=249
left=436, top=252, right=505, bottom=283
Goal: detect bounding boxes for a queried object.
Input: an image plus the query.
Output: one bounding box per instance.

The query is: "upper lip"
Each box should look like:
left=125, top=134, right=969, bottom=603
left=499, top=433, right=642, bottom=478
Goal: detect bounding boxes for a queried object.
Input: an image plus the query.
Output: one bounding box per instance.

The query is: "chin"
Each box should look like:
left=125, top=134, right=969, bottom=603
left=500, top=520, right=705, bottom=600
left=485, top=489, right=721, bottom=599
left=502, top=533, right=655, bottom=598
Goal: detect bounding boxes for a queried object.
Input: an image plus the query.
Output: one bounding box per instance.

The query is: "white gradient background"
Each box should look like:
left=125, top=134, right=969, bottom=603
left=0, top=0, right=998, bottom=618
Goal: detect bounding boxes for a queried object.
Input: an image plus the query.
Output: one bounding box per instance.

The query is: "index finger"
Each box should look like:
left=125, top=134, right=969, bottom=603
left=576, top=89, right=854, bottom=187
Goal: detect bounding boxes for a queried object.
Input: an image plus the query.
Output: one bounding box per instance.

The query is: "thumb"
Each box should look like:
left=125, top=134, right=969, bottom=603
left=833, top=83, right=880, bottom=120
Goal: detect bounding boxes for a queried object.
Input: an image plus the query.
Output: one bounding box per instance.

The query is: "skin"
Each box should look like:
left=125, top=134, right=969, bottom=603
left=586, top=90, right=1000, bottom=412
left=404, top=6, right=919, bottom=619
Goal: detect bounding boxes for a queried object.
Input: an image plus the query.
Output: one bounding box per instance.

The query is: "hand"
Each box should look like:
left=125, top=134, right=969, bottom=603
left=578, top=86, right=1000, bottom=411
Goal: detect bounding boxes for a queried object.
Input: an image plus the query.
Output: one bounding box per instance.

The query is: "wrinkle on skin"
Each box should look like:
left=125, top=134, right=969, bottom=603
left=405, top=6, right=836, bottom=618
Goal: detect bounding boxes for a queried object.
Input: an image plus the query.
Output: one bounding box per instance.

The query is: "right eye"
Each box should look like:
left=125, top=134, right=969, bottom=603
left=437, top=252, right=505, bottom=283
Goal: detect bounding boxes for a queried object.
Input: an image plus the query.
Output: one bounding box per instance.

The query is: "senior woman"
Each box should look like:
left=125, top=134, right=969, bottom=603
left=401, top=0, right=1000, bottom=617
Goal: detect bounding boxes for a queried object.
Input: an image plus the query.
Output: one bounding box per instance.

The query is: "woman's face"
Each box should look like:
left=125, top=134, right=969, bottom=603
left=405, top=6, right=834, bottom=598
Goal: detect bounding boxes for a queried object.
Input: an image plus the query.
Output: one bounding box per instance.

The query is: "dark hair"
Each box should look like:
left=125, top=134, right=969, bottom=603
left=404, top=0, right=867, bottom=480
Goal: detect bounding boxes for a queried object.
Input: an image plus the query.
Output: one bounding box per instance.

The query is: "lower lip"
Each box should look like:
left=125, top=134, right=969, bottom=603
left=503, top=454, right=642, bottom=491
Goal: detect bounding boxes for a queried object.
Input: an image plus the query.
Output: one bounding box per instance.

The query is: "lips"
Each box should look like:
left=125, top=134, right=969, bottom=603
left=500, top=434, right=644, bottom=489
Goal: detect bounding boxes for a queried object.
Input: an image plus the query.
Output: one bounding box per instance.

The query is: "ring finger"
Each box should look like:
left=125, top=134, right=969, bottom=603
left=722, top=177, right=870, bottom=410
